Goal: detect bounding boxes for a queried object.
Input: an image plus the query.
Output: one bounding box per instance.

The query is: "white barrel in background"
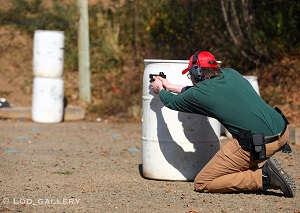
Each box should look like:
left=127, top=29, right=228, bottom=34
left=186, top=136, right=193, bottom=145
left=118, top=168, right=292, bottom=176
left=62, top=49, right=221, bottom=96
left=142, top=59, right=221, bottom=181
left=32, top=77, right=64, bottom=123
left=244, top=75, right=260, bottom=95
left=33, top=30, right=65, bottom=78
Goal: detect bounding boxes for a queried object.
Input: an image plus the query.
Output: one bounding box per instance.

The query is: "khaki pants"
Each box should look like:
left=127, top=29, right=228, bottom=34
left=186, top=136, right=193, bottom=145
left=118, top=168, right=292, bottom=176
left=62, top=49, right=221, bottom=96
left=194, top=126, right=289, bottom=193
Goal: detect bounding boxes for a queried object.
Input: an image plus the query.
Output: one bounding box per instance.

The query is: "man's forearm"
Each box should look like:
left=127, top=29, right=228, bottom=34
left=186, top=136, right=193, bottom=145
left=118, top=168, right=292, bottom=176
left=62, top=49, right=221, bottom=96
left=165, top=84, right=186, bottom=94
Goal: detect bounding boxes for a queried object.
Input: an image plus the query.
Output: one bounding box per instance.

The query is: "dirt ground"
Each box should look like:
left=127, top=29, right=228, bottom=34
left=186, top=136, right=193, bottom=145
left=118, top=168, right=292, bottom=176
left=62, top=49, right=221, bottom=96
left=0, top=120, right=299, bottom=213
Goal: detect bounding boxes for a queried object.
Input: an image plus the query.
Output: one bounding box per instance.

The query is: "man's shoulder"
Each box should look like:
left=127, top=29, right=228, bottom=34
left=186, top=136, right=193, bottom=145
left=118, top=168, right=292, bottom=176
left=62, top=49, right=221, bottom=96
left=221, top=68, right=243, bottom=79
left=221, top=67, right=238, bottom=73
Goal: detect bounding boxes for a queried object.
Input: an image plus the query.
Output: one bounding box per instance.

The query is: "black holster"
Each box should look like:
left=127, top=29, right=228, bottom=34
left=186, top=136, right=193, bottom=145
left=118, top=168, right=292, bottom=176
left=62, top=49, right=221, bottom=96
left=238, top=130, right=267, bottom=160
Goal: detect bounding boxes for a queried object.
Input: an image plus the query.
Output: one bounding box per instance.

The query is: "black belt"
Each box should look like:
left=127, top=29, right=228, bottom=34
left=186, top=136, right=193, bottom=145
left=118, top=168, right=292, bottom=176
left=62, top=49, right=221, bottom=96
left=265, top=107, right=289, bottom=144
left=264, top=135, right=279, bottom=144
left=264, top=122, right=287, bottom=144
left=264, top=121, right=291, bottom=153
left=235, top=123, right=286, bottom=145
left=236, top=107, right=288, bottom=145
left=236, top=107, right=291, bottom=153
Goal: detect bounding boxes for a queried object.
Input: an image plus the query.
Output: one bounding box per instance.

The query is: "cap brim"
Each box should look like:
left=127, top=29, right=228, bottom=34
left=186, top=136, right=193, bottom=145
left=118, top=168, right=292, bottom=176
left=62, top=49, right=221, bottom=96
left=182, top=67, right=189, bottom=74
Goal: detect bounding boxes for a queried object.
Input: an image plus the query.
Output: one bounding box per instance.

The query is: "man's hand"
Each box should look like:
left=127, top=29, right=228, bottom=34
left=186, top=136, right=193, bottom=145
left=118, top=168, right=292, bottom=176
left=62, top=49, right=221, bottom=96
left=156, top=76, right=170, bottom=89
left=150, top=76, right=164, bottom=94
left=150, top=75, right=186, bottom=94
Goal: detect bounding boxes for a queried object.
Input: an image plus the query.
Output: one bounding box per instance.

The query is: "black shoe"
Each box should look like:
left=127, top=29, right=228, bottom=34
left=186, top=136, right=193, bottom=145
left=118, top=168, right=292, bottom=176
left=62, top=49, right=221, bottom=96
left=262, top=157, right=296, bottom=197
left=0, top=98, right=12, bottom=108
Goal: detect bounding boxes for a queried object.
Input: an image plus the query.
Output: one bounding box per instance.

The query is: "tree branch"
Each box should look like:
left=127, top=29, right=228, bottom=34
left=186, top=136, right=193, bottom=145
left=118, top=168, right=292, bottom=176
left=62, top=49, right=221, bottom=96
left=221, top=0, right=239, bottom=46
left=230, top=0, right=243, bottom=40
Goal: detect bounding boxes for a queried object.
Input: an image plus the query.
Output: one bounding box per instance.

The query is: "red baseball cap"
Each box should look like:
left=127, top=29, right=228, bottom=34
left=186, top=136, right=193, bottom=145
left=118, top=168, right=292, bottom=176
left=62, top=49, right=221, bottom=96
left=182, top=51, right=218, bottom=74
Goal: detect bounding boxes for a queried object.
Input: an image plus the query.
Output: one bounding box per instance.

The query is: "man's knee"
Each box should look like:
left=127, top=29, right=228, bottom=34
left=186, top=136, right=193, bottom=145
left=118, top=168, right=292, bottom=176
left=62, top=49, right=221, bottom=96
left=194, top=179, right=207, bottom=192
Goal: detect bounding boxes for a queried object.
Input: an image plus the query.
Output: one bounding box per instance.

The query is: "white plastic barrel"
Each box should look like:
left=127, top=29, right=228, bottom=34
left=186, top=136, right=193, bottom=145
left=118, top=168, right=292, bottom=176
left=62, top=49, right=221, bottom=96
left=142, top=59, right=221, bottom=181
left=32, top=77, right=64, bottom=123
left=244, top=75, right=260, bottom=95
left=33, top=30, right=65, bottom=78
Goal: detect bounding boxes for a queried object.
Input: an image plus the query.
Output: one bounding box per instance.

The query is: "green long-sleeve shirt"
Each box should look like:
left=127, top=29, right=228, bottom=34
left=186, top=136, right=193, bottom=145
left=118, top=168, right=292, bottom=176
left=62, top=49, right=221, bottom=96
left=159, top=68, right=285, bottom=136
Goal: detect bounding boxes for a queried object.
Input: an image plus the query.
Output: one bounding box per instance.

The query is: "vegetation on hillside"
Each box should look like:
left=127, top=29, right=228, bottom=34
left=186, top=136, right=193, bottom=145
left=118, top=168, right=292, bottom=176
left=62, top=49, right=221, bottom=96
left=0, top=0, right=299, bottom=124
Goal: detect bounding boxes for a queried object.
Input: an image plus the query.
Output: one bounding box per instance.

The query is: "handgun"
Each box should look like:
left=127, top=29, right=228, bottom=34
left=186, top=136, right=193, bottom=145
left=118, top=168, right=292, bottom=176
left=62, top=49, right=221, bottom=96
left=149, top=72, right=166, bottom=83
